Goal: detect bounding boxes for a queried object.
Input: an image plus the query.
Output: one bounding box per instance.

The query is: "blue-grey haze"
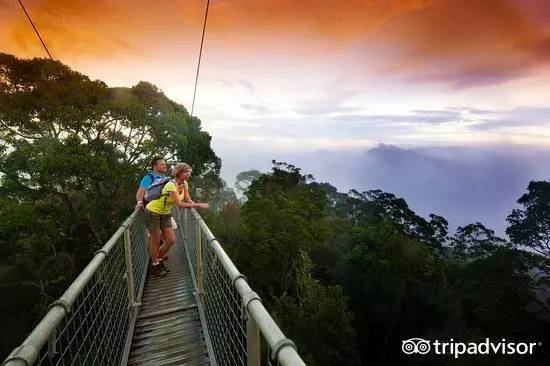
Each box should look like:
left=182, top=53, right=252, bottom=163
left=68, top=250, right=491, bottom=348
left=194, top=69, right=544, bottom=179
left=219, top=144, right=550, bottom=237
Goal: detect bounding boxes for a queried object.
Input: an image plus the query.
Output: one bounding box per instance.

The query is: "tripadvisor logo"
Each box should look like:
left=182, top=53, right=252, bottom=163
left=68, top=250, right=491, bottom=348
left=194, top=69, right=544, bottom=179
left=402, top=338, right=542, bottom=359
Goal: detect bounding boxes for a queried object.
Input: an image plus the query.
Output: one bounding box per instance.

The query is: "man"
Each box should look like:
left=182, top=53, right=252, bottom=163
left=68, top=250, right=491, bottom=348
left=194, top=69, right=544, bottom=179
left=136, top=157, right=174, bottom=275
left=136, top=156, right=167, bottom=207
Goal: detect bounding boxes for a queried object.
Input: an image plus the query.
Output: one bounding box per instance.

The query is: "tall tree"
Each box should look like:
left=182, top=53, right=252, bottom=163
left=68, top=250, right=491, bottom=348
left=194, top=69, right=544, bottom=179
left=349, top=189, right=449, bottom=251
left=335, top=220, right=454, bottom=364
left=234, top=169, right=261, bottom=198
left=451, top=222, right=509, bottom=260
left=507, top=181, right=550, bottom=262
left=0, top=53, right=221, bottom=357
left=227, top=162, right=359, bottom=366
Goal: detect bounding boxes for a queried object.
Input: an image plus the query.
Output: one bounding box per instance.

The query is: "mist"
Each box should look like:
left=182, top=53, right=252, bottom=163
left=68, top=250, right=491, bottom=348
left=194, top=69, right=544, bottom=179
left=217, top=143, right=550, bottom=236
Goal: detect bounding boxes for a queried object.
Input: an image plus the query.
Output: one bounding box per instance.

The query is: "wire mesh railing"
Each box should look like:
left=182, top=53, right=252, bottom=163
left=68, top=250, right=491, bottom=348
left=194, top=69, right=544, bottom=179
left=2, top=210, right=149, bottom=366
left=183, top=213, right=247, bottom=365
left=4, top=207, right=306, bottom=366
left=176, top=208, right=306, bottom=366
left=128, top=212, right=149, bottom=305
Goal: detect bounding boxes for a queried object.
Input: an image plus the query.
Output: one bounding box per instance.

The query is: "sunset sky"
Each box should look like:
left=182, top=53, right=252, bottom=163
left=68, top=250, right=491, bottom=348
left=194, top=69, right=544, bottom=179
left=2, top=0, right=550, bottom=232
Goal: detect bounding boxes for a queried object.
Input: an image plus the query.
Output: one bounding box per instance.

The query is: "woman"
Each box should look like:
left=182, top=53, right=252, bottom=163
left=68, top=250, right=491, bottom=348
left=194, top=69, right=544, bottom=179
left=145, top=163, right=209, bottom=276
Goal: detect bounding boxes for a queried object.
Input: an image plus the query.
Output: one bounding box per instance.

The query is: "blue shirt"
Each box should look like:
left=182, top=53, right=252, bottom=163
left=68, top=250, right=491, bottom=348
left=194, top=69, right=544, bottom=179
left=139, top=171, right=166, bottom=189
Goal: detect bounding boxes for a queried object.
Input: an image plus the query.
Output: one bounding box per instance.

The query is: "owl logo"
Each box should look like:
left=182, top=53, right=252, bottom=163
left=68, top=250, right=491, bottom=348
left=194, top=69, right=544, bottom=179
left=402, top=338, right=431, bottom=355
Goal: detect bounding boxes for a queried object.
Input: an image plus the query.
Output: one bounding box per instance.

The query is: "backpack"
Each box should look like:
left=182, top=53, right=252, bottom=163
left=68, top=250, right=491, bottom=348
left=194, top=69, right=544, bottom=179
left=144, top=177, right=173, bottom=207
left=141, top=173, right=156, bottom=206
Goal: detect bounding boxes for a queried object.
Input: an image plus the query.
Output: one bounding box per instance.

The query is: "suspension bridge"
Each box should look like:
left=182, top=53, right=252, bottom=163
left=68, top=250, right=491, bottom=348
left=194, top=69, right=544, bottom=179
left=2, top=209, right=305, bottom=366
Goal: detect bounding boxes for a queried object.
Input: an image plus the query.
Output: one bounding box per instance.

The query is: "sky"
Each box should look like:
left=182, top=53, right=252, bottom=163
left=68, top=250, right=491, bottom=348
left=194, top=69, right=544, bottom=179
left=2, top=0, right=550, bottom=234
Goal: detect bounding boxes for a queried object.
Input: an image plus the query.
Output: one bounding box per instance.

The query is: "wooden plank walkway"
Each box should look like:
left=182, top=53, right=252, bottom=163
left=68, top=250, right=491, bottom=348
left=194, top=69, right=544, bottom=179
left=127, top=237, right=211, bottom=366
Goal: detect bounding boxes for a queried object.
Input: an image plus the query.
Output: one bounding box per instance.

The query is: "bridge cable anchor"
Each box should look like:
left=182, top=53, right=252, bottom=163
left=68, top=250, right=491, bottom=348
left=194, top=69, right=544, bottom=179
left=271, top=338, right=298, bottom=362
left=242, top=291, right=261, bottom=310
left=94, top=249, right=108, bottom=256
left=231, top=273, right=247, bottom=288
left=48, top=299, right=71, bottom=315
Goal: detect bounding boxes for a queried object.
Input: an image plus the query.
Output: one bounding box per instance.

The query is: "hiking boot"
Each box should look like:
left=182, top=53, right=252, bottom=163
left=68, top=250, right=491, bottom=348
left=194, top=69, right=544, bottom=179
left=151, top=263, right=167, bottom=277
left=159, top=261, right=170, bottom=273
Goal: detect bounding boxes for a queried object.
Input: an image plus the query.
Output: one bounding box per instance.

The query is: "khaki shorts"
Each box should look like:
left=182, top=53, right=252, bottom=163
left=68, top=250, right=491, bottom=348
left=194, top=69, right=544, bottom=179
left=145, top=209, right=173, bottom=231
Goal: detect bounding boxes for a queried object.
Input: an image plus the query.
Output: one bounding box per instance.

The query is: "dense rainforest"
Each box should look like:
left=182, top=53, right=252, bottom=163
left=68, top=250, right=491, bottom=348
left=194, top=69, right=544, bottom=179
left=1, top=53, right=549, bottom=365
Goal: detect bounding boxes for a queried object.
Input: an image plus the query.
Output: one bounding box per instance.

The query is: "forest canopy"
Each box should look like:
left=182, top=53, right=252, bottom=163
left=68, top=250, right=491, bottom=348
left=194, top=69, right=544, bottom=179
left=1, top=54, right=549, bottom=365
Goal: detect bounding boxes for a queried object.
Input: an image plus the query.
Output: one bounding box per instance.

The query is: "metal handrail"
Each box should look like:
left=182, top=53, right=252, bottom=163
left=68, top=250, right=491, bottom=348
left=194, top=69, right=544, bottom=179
left=2, top=210, right=144, bottom=366
left=181, top=209, right=306, bottom=366
left=4, top=207, right=306, bottom=366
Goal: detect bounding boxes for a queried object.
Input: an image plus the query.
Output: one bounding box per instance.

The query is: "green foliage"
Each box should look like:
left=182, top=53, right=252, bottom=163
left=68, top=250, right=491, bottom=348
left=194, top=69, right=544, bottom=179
left=507, top=181, right=550, bottom=261
left=350, top=189, right=449, bottom=252
left=237, top=162, right=329, bottom=294
left=215, top=164, right=550, bottom=365
left=224, top=162, right=360, bottom=365
left=234, top=169, right=261, bottom=198
left=335, top=221, right=453, bottom=364
left=0, top=53, right=221, bottom=357
left=3, top=52, right=550, bottom=365
left=453, top=248, right=545, bottom=336
left=272, top=253, right=359, bottom=366
left=450, top=222, right=509, bottom=260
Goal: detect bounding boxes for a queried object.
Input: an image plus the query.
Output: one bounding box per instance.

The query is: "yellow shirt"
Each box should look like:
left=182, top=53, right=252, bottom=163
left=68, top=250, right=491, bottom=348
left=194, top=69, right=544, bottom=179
left=146, top=180, right=189, bottom=215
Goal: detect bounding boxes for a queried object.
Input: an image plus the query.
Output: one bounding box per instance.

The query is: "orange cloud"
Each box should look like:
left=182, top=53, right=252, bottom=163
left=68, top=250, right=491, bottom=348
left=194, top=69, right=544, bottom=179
left=2, top=0, right=549, bottom=86
left=0, top=0, right=200, bottom=60
left=368, top=0, right=550, bottom=84
left=0, top=0, right=435, bottom=59
left=200, top=0, right=428, bottom=41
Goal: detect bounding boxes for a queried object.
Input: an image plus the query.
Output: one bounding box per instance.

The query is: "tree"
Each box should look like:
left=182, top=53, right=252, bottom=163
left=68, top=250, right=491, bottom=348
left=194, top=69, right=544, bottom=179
left=0, top=53, right=221, bottom=357
left=335, top=220, right=454, bottom=365
left=349, top=189, right=449, bottom=252
left=235, top=162, right=328, bottom=296
left=226, top=162, right=359, bottom=365
left=507, top=181, right=550, bottom=261
left=211, top=162, right=550, bottom=365
left=234, top=169, right=261, bottom=198
left=449, top=247, right=550, bottom=364
left=506, top=180, right=550, bottom=346
left=207, top=179, right=238, bottom=211
left=451, top=222, right=509, bottom=260
left=272, top=253, right=359, bottom=366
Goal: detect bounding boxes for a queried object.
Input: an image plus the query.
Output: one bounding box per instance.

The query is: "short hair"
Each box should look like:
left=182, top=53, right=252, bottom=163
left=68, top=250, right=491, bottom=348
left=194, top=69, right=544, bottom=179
left=172, top=163, right=192, bottom=178
left=151, top=156, right=164, bottom=169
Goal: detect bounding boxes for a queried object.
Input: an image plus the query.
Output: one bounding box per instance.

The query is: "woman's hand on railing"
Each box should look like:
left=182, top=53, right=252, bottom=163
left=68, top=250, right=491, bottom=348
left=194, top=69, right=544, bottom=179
left=195, top=203, right=209, bottom=210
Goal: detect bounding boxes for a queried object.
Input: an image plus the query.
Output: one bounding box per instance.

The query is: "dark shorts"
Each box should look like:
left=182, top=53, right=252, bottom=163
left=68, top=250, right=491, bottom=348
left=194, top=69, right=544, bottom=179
left=145, top=209, right=173, bottom=231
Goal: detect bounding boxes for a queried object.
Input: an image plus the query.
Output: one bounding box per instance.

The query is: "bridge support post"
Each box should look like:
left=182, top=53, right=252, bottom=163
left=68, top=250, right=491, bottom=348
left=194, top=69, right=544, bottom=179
left=183, top=209, right=188, bottom=238
left=247, top=311, right=260, bottom=366
left=124, top=227, right=136, bottom=306
left=47, top=330, right=57, bottom=360
left=196, top=221, right=204, bottom=296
